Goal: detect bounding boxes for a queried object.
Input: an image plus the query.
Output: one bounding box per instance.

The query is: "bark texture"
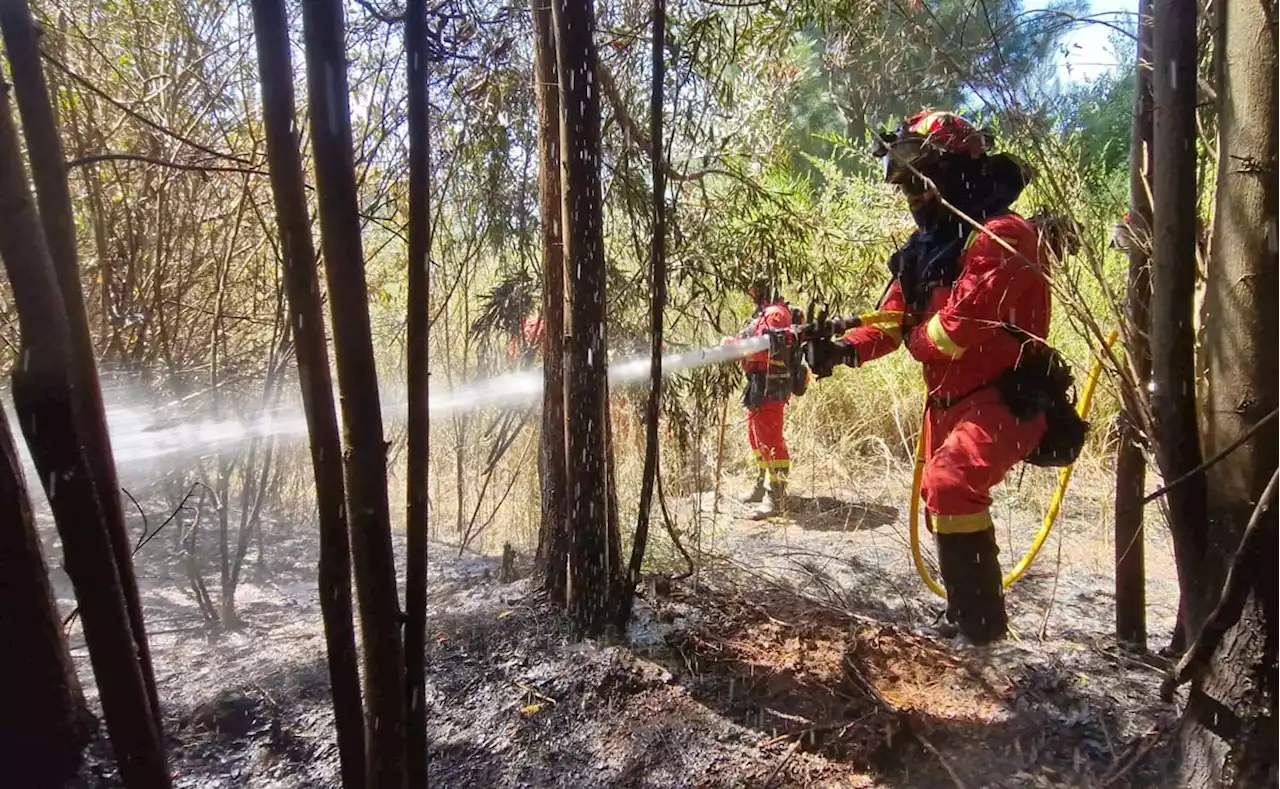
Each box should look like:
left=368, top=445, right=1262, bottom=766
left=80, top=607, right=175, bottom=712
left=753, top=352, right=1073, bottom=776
left=299, top=2, right=407, bottom=785
left=1115, top=0, right=1154, bottom=650
left=532, top=0, right=569, bottom=605
left=0, top=404, right=92, bottom=788
left=552, top=0, right=622, bottom=634
left=1151, top=0, right=1211, bottom=630
left=0, top=0, right=161, bottom=726
left=299, top=0, right=404, bottom=778
left=0, top=82, right=170, bottom=789
left=404, top=0, right=431, bottom=784
left=1176, top=0, right=1278, bottom=782
left=621, top=0, right=666, bottom=630
left=248, top=0, right=366, bottom=785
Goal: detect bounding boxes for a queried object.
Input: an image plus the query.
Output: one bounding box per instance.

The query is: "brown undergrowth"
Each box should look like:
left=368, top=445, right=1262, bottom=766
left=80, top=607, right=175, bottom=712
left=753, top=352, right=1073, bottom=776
left=653, top=577, right=1174, bottom=788
left=664, top=584, right=1007, bottom=776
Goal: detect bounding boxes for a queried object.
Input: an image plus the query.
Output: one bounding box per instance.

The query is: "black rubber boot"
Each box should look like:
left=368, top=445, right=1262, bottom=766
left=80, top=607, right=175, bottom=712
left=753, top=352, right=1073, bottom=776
left=935, top=528, right=1008, bottom=645
left=741, top=471, right=767, bottom=504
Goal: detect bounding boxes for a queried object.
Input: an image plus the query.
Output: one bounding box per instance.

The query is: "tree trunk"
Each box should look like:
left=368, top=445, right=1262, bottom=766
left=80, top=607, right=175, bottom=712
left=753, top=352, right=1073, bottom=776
left=532, top=0, right=568, bottom=604
left=298, top=2, right=407, bottom=786
left=552, top=0, right=622, bottom=635
left=1176, top=0, right=1278, bottom=781
left=1151, top=0, right=1212, bottom=632
left=620, top=0, right=666, bottom=632
left=0, top=82, right=170, bottom=789
left=403, top=0, right=431, bottom=784
left=0, top=403, right=93, bottom=787
left=0, top=0, right=161, bottom=726
left=1115, top=0, right=1155, bottom=651
left=248, top=0, right=366, bottom=785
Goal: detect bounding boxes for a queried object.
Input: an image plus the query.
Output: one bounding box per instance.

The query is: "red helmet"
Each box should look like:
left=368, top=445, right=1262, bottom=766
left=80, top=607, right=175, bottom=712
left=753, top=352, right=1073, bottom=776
left=872, top=110, right=994, bottom=184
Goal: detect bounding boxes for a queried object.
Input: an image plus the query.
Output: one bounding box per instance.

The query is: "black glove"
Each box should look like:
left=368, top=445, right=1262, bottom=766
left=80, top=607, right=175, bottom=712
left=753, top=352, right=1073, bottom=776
left=805, top=337, right=855, bottom=379
left=766, top=327, right=793, bottom=355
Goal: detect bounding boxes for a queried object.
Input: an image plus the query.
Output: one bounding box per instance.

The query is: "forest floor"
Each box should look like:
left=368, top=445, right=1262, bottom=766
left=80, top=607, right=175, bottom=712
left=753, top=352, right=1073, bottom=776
left=48, top=461, right=1185, bottom=788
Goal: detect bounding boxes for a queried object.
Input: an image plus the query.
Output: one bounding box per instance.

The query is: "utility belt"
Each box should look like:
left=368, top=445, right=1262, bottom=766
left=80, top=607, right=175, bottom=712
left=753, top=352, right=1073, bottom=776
left=926, top=328, right=1090, bottom=467
left=742, top=369, right=792, bottom=409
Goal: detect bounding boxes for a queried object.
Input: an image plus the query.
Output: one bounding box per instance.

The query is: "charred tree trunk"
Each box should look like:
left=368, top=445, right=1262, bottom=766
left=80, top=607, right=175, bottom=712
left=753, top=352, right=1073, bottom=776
left=248, top=0, right=366, bottom=785
left=0, top=83, right=170, bottom=789
left=531, top=0, right=569, bottom=605
left=403, top=0, right=430, bottom=784
left=1115, top=0, right=1154, bottom=651
left=1174, top=0, right=1278, bottom=780
left=619, top=0, right=666, bottom=631
left=299, top=2, right=407, bottom=785
left=1151, top=0, right=1212, bottom=632
left=0, top=404, right=92, bottom=787
left=0, top=0, right=161, bottom=726
left=552, top=0, right=622, bottom=635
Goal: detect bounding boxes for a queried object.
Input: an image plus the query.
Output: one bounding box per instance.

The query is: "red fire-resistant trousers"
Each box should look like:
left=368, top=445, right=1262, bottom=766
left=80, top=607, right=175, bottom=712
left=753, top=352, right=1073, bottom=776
left=921, top=387, right=1046, bottom=534
left=747, top=399, right=790, bottom=481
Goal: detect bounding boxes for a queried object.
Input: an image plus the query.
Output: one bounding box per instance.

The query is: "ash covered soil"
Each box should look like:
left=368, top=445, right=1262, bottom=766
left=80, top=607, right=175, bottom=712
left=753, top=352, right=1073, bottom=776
left=49, top=464, right=1182, bottom=788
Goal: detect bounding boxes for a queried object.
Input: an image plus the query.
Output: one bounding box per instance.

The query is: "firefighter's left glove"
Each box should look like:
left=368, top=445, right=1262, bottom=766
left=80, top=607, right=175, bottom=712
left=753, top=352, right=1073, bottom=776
left=805, top=337, right=856, bottom=379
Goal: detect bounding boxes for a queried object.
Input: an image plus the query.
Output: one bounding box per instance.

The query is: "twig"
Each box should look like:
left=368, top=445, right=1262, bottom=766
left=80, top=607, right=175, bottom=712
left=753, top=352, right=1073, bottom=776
left=656, top=467, right=696, bottom=575
left=712, top=395, right=728, bottom=514
left=1135, top=408, right=1278, bottom=512
left=1099, top=725, right=1162, bottom=787
left=40, top=52, right=255, bottom=167
left=1161, top=467, right=1279, bottom=701
left=761, top=737, right=802, bottom=789
left=63, top=484, right=199, bottom=628
left=514, top=681, right=557, bottom=706
left=913, top=727, right=969, bottom=789
left=1037, top=524, right=1065, bottom=640
left=353, top=0, right=403, bottom=23
left=67, top=152, right=269, bottom=176
left=844, top=653, right=968, bottom=789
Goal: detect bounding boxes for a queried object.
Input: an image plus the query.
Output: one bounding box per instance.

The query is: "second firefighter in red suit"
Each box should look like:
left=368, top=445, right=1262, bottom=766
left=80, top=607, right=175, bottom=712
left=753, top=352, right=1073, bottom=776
left=807, top=110, right=1054, bottom=646
left=723, top=281, right=800, bottom=519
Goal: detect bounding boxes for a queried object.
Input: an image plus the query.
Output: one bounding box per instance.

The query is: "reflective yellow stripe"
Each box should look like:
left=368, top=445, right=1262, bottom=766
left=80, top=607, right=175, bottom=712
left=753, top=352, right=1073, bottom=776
left=758, top=459, right=791, bottom=470
left=925, top=314, right=966, bottom=359
left=964, top=230, right=1020, bottom=253
left=933, top=510, right=993, bottom=534
left=880, top=325, right=902, bottom=343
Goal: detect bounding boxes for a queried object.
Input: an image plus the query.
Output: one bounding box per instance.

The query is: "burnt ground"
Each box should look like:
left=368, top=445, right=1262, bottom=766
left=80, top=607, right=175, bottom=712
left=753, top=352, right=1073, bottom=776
left=44, top=464, right=1183, bottom=788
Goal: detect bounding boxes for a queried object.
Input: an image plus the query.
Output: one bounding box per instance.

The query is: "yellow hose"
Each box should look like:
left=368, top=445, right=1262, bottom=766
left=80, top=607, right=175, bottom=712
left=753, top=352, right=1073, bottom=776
left=909, top=329, right=1120, bottom=598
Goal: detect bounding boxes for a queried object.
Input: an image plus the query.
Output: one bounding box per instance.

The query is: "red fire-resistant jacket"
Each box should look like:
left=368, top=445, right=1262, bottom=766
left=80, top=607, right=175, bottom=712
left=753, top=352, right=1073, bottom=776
left=845, top=213, right=1050, bottom=401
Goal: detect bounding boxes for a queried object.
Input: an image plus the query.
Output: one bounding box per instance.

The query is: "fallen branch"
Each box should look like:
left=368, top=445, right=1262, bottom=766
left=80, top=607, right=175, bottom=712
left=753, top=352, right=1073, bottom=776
left=1099, top=725, right=1163, bottom=787
left=1161, top=467, right=1279, bottom=701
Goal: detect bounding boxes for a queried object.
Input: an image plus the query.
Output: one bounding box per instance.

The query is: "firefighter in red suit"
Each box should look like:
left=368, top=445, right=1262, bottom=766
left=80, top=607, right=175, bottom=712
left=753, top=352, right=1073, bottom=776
left=508, top=315, right=545, bottom=364
left=722, top=280, right=798, bottom=519
left=807, top=110, right=1049, bottom=645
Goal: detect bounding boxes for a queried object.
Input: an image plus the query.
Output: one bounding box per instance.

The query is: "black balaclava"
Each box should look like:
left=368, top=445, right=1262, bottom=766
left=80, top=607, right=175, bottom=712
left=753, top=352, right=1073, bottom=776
left=887, top=152, right=1031, bottom=312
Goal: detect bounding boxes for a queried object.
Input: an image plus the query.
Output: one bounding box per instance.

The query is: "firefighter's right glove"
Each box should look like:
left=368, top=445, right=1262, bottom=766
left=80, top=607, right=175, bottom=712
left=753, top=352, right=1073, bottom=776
left=805, top=337, right=856, bottom=379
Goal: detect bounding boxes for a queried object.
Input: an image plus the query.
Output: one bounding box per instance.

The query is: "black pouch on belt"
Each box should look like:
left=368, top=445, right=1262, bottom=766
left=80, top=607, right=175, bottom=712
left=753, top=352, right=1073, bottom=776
left=742, top=372, right=767, bottom=410
left=993, top=328, right=1089, bottom=467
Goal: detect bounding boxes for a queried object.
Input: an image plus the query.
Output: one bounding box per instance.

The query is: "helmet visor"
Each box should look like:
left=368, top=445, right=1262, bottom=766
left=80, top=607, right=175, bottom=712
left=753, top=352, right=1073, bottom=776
left=874, top=134, right=931, bottom=185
